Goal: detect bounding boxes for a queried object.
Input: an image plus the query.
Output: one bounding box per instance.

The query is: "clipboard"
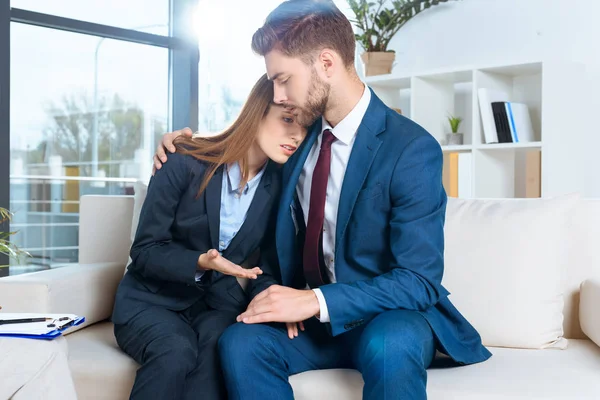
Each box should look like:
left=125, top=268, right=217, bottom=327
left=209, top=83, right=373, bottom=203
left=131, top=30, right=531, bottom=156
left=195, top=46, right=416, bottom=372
left=0, top=313, right=86, bottom=340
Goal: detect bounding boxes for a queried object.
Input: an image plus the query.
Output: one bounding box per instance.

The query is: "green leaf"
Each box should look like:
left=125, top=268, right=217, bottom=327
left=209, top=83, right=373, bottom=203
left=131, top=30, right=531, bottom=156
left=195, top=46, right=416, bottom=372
left=0, top=208, right=12, bottom=224
left=0, top=208, right=31, bottom=263
left=349, top=0, right=456, bottom=51
left=447, top=115, right=463, bottom=133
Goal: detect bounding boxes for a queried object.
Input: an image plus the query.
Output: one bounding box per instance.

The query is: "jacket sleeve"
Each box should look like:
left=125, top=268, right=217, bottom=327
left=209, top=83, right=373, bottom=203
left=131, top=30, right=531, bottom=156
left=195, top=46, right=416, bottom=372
left=128, top=152, right=203, bottom=285
left=248, top=192, right=281, bottom=300
left=320, top=134, right=449, bottom=336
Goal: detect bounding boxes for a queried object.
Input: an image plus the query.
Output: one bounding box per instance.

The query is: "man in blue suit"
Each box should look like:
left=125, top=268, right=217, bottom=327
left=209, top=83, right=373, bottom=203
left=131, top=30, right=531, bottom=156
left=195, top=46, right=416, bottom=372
left=157, top=1, right=491, bottom=398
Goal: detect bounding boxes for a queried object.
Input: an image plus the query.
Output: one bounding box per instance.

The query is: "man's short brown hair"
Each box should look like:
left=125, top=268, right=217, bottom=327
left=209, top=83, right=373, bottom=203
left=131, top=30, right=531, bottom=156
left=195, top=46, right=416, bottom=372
left=252, top=0, right=356, bottom=67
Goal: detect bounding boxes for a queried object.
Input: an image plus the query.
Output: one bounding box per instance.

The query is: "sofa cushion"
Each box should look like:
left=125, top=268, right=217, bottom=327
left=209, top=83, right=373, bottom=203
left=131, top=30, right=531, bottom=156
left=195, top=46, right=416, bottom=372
left=125, top=181, right=149, bottom=274
left=442, top=194, right=578, bottom=349
left=79, top=195, right=134, bottom=266
left=563, top=199, right=600, bottom=339
left=580, top=279, right=600, bottom=348
left=290, top=340, right=600, bottom=400
left=130, top=180, right=148, bottom=245
left=66, top=322, right=137, bottom=400
left=68, top=323, right=600, bottom=400
left=426, top=340, right=600, bottom=399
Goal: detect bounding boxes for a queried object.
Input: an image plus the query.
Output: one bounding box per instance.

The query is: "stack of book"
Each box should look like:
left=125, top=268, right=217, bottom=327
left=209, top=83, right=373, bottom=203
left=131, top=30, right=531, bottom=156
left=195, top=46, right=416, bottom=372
left=443, top=152, right=472, bottom=198
left=443, top=150, right=541, bottom=198
left=478, top=88, right=535, bottom=144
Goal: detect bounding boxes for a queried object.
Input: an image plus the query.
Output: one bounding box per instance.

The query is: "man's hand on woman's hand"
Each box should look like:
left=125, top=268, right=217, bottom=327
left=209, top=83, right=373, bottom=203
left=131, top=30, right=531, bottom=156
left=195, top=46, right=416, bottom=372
left=153, top=127, right=193, bottom=174
left=198, top=249, right=263, bottom=279
left=237, top=285, right=320, bottom=324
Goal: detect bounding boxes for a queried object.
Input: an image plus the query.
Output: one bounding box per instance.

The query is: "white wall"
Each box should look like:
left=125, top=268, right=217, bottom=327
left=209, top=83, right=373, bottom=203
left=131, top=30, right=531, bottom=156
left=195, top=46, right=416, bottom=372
left=357, top=0, right=599, bottom=197
left=385, top=0, right=600, bottom=73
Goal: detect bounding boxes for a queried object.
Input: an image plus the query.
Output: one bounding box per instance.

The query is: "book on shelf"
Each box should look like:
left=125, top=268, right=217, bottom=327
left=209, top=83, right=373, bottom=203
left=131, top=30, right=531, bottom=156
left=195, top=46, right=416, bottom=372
left=525, top=150, right=541, bottom=198
left=478, top=89, right=535, bottom=144
left=506, top=102, right=535, bottom=143
left=443, top=152, right=472, bottom=198
left=491, top=101, right=535, bottom=144
left=478, top=88, right=508, bottom=144
left=491, top=102, right=512, bottom=143
left=457, top=153, right=472, bottom=198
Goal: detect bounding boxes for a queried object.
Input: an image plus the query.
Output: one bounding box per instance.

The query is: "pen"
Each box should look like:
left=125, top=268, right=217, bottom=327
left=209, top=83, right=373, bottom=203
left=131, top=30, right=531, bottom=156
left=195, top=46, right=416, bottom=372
left=0, top=317, right=52, bottom=325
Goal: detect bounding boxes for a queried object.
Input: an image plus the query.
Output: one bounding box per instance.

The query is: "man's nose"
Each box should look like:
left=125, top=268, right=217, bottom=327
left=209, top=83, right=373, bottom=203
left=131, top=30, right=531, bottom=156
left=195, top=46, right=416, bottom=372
left=273, top=85, right=287, bottom=104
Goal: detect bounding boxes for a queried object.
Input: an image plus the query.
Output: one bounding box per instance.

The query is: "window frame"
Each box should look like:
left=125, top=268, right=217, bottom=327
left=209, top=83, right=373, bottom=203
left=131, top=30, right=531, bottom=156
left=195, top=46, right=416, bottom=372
left=0, top=0, right=198, bottom=276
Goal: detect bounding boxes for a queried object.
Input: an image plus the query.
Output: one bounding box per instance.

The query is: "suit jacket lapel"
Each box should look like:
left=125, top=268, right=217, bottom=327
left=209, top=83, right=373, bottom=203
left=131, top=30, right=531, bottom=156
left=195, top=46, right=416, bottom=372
left=277, top=121, right=321, bottom=284
left=336, top=92, right=386, bottom=249
left=225, top=163, right=273, bottom=256
left=279, top=121, right=322, bottom=213
left=206, top=165, right=224, bottom=250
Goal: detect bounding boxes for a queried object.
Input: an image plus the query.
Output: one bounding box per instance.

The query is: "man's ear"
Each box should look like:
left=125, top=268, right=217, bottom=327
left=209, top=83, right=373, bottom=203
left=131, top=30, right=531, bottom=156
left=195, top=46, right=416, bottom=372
left=318, top=49, right=337, bottom=77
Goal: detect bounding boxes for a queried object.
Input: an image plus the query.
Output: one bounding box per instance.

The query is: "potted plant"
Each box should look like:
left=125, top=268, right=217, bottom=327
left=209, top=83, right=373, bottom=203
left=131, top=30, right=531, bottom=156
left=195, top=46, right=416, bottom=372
left=348, top=0, right=451, bottom=76
left=446, top=115, right=463, bottom=145
left=1, top=207, right=30, bottom=267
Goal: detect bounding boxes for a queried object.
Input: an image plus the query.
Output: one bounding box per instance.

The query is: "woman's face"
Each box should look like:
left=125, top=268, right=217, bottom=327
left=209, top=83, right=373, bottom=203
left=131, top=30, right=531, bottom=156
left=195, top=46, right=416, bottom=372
left=255, top=105, right=307, bottom=164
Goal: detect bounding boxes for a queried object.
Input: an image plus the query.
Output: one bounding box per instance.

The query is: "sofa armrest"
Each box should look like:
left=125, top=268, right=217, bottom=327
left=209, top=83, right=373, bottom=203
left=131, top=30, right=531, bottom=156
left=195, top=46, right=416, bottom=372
left=580, top=279, right=600, bottom=347
left=0, top=262, right=125, bottom=335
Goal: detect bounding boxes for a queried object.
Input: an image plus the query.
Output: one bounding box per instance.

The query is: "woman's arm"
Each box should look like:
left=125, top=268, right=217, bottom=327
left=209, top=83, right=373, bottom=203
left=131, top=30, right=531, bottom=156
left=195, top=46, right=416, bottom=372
left=128, top=152, right=203, bottom=285
left=248, top=200, right=281, bottom=299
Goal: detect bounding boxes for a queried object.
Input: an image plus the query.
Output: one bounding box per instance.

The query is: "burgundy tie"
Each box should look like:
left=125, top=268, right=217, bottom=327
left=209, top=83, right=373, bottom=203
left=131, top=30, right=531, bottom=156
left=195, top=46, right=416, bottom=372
left=303, top=129, right=337, bottom=288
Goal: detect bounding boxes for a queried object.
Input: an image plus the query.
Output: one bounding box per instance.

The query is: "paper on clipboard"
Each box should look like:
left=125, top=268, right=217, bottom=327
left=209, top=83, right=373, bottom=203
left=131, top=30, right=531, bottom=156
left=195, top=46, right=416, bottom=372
left=0, top=313, right=84, bottom=336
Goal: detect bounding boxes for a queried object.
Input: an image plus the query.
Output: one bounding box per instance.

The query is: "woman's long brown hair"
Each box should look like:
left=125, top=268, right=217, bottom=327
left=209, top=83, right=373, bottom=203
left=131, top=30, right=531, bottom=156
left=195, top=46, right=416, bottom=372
left=174, top=73, right=274, bottom=197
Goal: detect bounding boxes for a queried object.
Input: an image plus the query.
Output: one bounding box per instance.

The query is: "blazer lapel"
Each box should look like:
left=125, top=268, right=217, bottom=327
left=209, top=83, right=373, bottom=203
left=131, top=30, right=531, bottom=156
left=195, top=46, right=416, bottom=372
left=276, top=121, right=321, bottom=284
left=279, top=120, right=322, bottom=213
left=206, top=165, right=224, bottom=250
left=336, top=93, right=386, bottom=249
left=225, top=164, right=273, bottom=256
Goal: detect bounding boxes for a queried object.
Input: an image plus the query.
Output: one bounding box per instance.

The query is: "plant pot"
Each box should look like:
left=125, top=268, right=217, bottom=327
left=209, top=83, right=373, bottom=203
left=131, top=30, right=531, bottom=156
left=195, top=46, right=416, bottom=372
left=446, top=133, right=463, bottom=145
left=361, top=52, right=395, bottom=77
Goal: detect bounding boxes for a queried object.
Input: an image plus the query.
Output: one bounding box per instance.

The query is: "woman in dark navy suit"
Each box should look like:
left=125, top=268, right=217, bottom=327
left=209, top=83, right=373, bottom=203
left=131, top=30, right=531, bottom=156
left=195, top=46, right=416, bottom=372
left=111, top=74, right=307, bottom=400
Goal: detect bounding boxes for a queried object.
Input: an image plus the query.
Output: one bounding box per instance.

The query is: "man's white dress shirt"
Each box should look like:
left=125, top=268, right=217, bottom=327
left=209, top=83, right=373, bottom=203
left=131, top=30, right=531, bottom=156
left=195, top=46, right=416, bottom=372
left=296, top=84, right=371, bottom=323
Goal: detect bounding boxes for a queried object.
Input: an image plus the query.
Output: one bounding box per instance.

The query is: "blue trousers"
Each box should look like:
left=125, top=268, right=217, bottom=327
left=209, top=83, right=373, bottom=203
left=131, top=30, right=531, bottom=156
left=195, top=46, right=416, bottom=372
left=218, top=309, right=436, bottom=400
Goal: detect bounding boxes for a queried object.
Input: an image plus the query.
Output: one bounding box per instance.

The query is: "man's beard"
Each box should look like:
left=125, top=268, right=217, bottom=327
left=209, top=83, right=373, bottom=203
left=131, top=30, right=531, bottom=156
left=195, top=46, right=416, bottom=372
left=294, top=69, right=330, bottom=128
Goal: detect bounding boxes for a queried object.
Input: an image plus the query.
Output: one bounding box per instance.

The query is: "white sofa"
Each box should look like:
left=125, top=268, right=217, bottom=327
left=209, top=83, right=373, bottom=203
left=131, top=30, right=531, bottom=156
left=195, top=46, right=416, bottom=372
left=1, top=194, right=600, bottom=399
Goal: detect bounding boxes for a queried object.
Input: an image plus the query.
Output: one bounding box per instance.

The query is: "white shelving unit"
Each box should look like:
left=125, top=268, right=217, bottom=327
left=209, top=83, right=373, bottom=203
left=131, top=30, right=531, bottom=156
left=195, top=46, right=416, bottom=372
left=366, top=61, right=587, bottom=198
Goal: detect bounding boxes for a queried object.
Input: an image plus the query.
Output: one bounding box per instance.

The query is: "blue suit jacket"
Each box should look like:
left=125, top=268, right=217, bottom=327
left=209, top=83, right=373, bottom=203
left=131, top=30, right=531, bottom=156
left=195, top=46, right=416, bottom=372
left=256, top=90, right=491, bottom=365
left=112, top=153, right=281, bottom=325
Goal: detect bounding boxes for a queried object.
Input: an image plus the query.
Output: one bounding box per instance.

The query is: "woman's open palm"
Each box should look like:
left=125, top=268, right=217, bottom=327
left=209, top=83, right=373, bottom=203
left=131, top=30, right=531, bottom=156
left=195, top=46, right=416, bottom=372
left=199, top=249, right=263, bottom=279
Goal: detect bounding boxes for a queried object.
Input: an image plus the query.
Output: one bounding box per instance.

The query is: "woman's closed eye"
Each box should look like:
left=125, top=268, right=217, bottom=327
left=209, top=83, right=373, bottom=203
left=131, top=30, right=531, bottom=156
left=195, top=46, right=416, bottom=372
left=282, top=109, right=295, bottom=124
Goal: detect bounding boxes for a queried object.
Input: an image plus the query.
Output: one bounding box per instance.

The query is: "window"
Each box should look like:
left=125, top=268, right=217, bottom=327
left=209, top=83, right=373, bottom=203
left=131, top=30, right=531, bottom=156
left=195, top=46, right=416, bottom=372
left=11, top=0, right=170, bottom=35
left=2, top=1, right=197, bottom=276
left=9, top=24, right=169, bottom=270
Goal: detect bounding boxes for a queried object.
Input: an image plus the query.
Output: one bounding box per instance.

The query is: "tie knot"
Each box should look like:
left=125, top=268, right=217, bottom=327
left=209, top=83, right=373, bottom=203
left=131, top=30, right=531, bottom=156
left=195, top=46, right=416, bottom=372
left=321, top=129, right=336, bottom=150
